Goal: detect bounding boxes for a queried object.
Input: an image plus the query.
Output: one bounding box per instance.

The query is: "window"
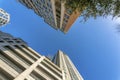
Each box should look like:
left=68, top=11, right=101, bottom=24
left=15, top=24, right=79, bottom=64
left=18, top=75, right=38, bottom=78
left=3, top=38, right=10, bottom=40
left=0, top=50, right=25, bottom=73
left=44, top=59, right=62, bottom=73
left=56, top=14, right=60, bottom=18
left=36, top=65, right=58, bottom=80
left=65, top=14, right=69, bottom=19
left=30, top=71, right=46, bottom=80
left=41, top=0, right=45, bottom=4
left=66, top=8, right=73, bottom=15
left=7, top=41, right=14, bottom=43
left=4, top=46, right=32, bottom=66
left=13, top=39, right=17, bottom=40
left=56, top=9, right=60, bottom=15
left=15, top=41, right=21, bottom=43
left=41, top=61, right=62, bottom=78
left=21, top=45, right=40, bottom=58
left=14, top=45, right=37, bottom=61
left=0, top=40, right=4, bottom=43
left=0, top=68, right=14, bottom=80
left=0, top=13, right=3, bottom=16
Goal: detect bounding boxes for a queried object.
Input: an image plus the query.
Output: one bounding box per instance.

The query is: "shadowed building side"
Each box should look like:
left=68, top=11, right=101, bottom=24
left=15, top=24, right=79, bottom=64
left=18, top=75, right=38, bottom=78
left=18, top=0, right=58, bottom=29
left=18, top=0, right=81, bottom=33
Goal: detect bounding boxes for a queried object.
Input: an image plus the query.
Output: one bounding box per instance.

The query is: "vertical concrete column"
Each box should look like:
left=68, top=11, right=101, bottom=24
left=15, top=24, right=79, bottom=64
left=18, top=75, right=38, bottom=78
left=60, top=2, right=65, bottom=29
left=61, top=52, right=71, bottom=80
left=65, top=55, right=83, bottom=80
left=51, top=0, right=57, bottom=27
left=62, top=70, right=65, bottom=80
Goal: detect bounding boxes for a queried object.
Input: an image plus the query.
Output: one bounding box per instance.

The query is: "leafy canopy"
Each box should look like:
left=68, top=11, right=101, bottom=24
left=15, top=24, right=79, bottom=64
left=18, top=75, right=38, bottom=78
left=63, top=0, right=120, bottom=21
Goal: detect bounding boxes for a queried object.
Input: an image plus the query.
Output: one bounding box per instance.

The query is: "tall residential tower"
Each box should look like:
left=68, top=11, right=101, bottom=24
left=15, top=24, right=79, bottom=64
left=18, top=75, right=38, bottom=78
left=52, top=50, right=83, bottom=80
left=0, top=31, right=63, bottom=80
left=0, top=8, right=10, bottom=26
left=18, top=0, right=80, bottom=33
left=0, top=31, right=83, bottom=80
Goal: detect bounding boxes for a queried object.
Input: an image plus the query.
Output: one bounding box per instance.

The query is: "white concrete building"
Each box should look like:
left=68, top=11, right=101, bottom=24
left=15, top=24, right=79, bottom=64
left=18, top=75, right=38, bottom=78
left=0, top=31, right=83, bottom=80
left=0, top=8, right=10, bottom=26
left=52, top=50, right=84, bottom=80
left=0, top=31, right=63, bottom=80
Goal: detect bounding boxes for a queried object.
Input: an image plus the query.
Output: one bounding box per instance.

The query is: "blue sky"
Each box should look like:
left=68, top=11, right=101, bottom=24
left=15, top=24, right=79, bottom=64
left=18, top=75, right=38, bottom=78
left=1, top=0, right=120, bottom=80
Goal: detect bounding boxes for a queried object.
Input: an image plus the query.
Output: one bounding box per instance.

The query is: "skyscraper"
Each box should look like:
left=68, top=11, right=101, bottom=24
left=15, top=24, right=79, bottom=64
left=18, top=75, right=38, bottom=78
left=0, top=31, right=63, bottom=80
left=52, top=50, right=83, bottom=80
left=18, top=0, right=80, bottom=33
left=0, top=31, right=83, bottom=80
left=0, top=8, right=10, bottom=26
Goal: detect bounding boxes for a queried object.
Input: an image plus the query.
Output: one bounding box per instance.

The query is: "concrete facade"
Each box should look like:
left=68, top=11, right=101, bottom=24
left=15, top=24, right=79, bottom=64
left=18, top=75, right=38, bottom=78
left=18, top=0, right=80, bottom=33
left=52, top=50, right=84, bottom=80
left=0, top=8, right=10, bottom=26
left=0, top=31, right=83, bottom=80
left=0, top=31, right=63, bottom=80
left=19, top=0, right=57, bottom=29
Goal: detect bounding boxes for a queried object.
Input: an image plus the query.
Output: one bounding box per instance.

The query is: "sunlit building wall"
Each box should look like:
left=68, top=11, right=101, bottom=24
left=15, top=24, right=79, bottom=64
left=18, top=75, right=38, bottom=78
left=52, top=50, right=83, bottom=80
left=0, top=31, right=63, bottom=80
left=0, top=31, right=83, bottom=80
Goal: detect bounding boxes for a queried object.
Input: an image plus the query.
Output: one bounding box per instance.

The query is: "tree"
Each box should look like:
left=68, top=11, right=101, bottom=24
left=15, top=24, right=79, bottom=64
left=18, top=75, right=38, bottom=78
left=63, top=0, right=120, bottom=21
